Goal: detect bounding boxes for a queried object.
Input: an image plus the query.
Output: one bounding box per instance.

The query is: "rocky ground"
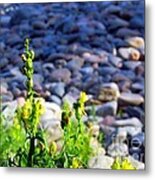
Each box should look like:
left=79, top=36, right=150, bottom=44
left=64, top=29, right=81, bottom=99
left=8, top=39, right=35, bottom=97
left=0, top=1, right=145, bottom=169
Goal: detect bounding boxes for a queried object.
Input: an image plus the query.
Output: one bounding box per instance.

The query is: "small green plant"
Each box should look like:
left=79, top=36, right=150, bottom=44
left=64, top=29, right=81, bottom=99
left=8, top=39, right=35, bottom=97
left=0, top=113, right=25, bottom=166
left=57, top=92, right=94, bottom=168
left=111, top=157, right=136, bottom=170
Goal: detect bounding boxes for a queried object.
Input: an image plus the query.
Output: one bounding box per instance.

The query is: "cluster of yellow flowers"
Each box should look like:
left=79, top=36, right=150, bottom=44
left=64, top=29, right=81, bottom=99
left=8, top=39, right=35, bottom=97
left=111, top=157, right=136, bottom=170
left=22, top=99, right=32, bottom=120
left=20, top=98, right=45, bottom=135
left=77, top=92, right=88, bottom=117
left=70, top=158, right=82, bottom=168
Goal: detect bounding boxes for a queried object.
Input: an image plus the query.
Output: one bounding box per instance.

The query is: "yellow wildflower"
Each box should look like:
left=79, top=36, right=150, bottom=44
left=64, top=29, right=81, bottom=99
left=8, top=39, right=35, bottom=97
left=80, top=91, right=88, bottom=104
left=22, top=99, right=31, bottom=120
left=121, top=158, right=136, bottom=170
left=49, top=141, right=57, bottom=154
left=71, top=158, right=81, bottom=168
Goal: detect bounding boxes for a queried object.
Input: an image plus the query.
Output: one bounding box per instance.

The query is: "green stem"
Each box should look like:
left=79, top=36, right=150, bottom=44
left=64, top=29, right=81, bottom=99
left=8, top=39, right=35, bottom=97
left=28, top=136, right=35, bottom=167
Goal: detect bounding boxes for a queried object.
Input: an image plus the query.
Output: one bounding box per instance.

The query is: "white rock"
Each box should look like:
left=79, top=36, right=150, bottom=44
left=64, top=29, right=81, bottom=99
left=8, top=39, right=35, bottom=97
left=1, top=100, right=17, bottom=126
left=42, top=102, right=61, bottom=120
left=118, top=127, right=142, bottom=137
left=113, top=117, right=143, bottom=136
left=125, top=36, right=144, bottom=50
left=107, top=142, right=128, bottom=157
left=88, top=155, right=114, bottom=169
left=128, top=156, right=145, bottom=170
left=46, top=122, right=63, bottom=143
left=113, top=117, right=143, bottom=127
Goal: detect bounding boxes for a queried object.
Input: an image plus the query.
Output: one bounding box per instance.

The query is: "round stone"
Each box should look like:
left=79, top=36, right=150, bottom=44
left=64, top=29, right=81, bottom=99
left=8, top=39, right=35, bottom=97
left=119, top=92, right=144, bottom=105
left=50, top=68, right=71, bottom=83
left=125, top=37, right=144, bottom=49
left=118, top=47, right=140, bottom=61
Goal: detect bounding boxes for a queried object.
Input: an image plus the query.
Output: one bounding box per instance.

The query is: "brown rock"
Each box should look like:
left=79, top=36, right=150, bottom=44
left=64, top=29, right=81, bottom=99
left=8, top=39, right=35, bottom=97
left=98, top=83, right=120, bottom=101
left=119, top=92, right=144, bottom=105
left=50, top=68, right=71, bottom=83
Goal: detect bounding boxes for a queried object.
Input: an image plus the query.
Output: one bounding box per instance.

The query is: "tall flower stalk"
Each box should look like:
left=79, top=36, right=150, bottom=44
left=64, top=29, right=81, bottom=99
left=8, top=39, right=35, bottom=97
left=19, top=38, right=45, bottom=166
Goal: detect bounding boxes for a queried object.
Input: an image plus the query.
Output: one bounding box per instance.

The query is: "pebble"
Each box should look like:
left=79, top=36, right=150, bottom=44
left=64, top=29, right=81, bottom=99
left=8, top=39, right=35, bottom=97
left=33, top=74, right=44, bottom=84
left=131, top=82, right=144, bottom=92
left=41, top=101, right=62, bottom=123
left=104, top=4, right=121, bottom=14
left=32, top=20, right=47, bottom=30
left=1, top=15, right=11, bottom=27
left=12, top=87, right=21, bottom=97
left=113, top=72, right=130, bottom=82
left=130, top=16, right=144, bottom=28
left=2, top=91, right=14, bottom=102
left=88, top=154, right=114, bottom=169
left=80, top=66, right=94, bottom=75
left=98, top=83, right=120, bottom=101
left=114, top=117, right=143, bottom=136
left=50, top=68, right=71, bottom=83
left=10, top=7, right=32, bottom=26
left=125, top=36, right=144, bottom=50
left=116, top=28, right=140, bottom=38
left=96, top=101, right=118, bottom=117
left=119, top=92, right=144, bottom=105
left=43, top=63, right=55, bottom=71
left=7, top=34, right=22, bottom=47
left=108, top=55, right=122, bottom=68
left=135, top=64, right=144, bottom=76
left=0, top=58, right=8, bottom=69
left=51, top=82, right=65, bottom=97
left=121, top=70, right=136, bottom=80
left=48, top=95, right=62, bottom=106
left=82, top=52, right=104, bottom=63
left=118, top=47, right=140, bottom=61
left=107, top=141, right=128, bottom=157
left=125, top=106, right=145, bottom=124
left=66, top=58, right=84, bottom=72
left=98, top=66, right=118, bottom=76
left=108, top=17, right=129, bottom=31
left=101, top=116, right=143, bottom=136
left=100, top=116, right=116, bottom=126
left=123, top=61, right=141, bottom=70
left=127, top=156, right=145, bottom=169
left=113, top=117, right=143, bottom=127
left=118, top=80, right=131, bottom=92
left=62, top=93, right=77, bottom=107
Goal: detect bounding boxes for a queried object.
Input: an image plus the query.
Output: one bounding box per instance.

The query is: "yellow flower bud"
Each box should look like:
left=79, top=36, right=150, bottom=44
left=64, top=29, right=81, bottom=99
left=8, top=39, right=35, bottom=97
left=30, top=50, right=35, bottom=60
left=121, top=158, right=135, bottom=170
left=49, top=141, right=57, bottom=154
left=80, top=92, right=88, bottom=103
left=22, top=99, right=31, bottom=120
left=35, top=98, right=45, bottom=115
left=21, top=54, right=27, bottom=61
left=71, top=158, right=80, bottom=168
